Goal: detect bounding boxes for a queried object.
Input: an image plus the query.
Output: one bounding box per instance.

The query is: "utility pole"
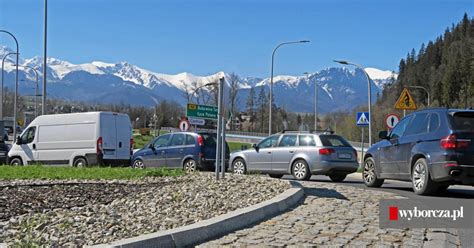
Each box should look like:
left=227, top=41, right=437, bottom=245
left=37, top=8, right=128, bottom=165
left=42, top=0, right=48, bottom=115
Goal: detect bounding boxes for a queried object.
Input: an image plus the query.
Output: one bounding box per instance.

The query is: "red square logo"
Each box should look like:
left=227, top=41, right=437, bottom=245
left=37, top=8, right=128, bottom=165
left=389, top=206, right=398, bottom=221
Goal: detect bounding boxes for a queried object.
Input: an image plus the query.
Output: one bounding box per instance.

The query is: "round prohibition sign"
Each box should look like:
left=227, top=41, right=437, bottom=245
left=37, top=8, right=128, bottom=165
left=385, top=114, right=400, bottom=129
left=179, top=120, right=190, bottom=131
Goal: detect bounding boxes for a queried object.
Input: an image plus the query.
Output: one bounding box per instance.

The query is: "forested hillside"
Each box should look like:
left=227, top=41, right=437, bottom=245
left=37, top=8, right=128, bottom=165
left=324, top=13, right=473, bottom=144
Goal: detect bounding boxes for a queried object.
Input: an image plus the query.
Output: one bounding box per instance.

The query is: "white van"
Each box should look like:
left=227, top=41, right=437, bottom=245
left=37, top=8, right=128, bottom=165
left=8, top=112, right=132, bottom=166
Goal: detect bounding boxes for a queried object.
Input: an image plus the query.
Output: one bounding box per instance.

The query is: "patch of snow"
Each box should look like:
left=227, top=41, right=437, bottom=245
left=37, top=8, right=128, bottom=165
left=365, top=67, right=397, bottom=80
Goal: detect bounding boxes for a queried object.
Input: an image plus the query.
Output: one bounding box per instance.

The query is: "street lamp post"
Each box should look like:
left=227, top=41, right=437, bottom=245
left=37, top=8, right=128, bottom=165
left=0, top=30, right=20, bottom=143
left=334, top=60, right=373, bottom=146
left=1, top=52, right=17, bottom=119
left=407, top=85, right=430, bottom=107
left=269, top=40, right=309, bottom=135
left=43, top=0, right=48, bottom=115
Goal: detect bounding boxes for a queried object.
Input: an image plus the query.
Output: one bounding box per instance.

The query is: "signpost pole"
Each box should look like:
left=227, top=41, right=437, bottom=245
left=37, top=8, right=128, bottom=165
left=215, top=82, right=222, bottom=180
left=361, top=128, right=364, bottom=167
left=215, top=78, right=224, bottom=180
left=221, top=116, right=226, bottom=178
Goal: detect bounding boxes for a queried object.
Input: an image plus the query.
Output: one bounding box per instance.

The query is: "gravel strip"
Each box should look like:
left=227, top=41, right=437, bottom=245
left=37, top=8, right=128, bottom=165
left=0, top=173, right=289, bottom=246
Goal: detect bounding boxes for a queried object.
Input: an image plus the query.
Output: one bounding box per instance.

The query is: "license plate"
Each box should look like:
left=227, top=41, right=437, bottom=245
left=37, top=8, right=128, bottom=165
left=338, top=153, right=351, bottom=159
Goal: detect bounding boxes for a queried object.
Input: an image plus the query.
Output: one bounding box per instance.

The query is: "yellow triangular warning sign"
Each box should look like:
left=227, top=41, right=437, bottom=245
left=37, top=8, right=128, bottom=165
left=394, top=88, right=417, bottom=110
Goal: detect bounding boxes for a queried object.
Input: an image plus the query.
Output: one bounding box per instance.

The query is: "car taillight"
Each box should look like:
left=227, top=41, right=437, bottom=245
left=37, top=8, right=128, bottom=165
left=353, top=149, right=358, bottom=161
left=97, top=137, right=103, bottom=154
left=440, top=134, right=470, bottom=149
left=130, top=139, right=134, bottom=155
left=319, top=148, right=335, bottom=155
left=197, top=135, right=204, bottom=146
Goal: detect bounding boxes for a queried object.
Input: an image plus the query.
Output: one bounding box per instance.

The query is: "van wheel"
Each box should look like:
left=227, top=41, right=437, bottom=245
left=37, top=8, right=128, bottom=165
left=184, top=159, right=197, bottom=173
left=73, top=157, right=88, bottom=167
left=292, top=159, right=311, bottom=181
left=9, top=157, right=23, bottom=166
left=132, top=159, right=145, bottom=169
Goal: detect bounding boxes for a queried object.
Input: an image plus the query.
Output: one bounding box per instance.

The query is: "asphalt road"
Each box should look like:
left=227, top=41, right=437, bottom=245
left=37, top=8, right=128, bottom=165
left=282, top=173, right=474, bottom=247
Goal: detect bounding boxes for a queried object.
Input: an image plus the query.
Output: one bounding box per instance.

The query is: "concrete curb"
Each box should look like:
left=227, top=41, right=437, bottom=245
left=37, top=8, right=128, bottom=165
left=93, top=181, right=304, bottom=248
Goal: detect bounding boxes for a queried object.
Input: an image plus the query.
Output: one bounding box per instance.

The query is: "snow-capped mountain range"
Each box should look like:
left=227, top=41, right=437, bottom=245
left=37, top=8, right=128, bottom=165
left=0, top=46, right=396, bottom=113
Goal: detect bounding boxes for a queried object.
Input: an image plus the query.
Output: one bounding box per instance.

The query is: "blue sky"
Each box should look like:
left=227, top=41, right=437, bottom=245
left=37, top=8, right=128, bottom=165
left=1, top=0, right=472, bottom=77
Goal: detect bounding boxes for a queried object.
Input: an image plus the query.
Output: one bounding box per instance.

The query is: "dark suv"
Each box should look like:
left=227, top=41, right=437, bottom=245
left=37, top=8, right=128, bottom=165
left=131, top=132, right=229, bottom=172
left=363, top=108, right=474, bottom=195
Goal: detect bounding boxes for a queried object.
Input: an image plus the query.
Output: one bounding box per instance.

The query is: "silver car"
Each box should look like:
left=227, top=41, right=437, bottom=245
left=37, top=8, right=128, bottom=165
left=230, top=132, right=359, bottom=181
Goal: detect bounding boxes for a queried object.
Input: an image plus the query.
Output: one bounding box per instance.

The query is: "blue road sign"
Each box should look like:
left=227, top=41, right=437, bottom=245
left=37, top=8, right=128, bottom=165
left=356, top=112, right=370, bottom=126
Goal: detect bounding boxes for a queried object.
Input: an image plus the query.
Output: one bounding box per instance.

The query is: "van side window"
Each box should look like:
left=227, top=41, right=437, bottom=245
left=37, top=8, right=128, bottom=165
left=186, top=135, right=195, bottom=145
left=21, top=127, right=36, bottom=144
left=170, top=134, right=185, bottom=146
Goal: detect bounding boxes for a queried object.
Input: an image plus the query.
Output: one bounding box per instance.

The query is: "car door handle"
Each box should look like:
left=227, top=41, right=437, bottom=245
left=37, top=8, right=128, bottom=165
left=161, top=151, right=165, bottom=154
left=416, top=140, right=422, bottom=143
left=393, top=143, right=399, bottom=147
left=289, top=151, right=294, bottom=153
left=267, top=152, right=272, bottom=154
left=32, top=144, right=36, bottom=150
left=119, top=142, right=122, bottom=148
left=179, top=149, right=184, bottom=153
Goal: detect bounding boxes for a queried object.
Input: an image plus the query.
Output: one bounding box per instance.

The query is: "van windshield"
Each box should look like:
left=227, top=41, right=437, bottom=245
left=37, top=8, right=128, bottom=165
left=450, top=112, right=474, bottom=132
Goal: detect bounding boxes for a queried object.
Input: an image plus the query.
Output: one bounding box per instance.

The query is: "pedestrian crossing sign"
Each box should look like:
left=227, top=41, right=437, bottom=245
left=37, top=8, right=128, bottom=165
left=394, top=88, right=417, bottom=110
left=356, top=112, right=370, bottom=126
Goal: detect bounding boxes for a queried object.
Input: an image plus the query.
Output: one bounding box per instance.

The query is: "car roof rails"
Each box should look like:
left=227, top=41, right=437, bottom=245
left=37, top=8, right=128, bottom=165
left=279, top=130, right=310, bottom=134
left=312, top=128, right=335, bottom=135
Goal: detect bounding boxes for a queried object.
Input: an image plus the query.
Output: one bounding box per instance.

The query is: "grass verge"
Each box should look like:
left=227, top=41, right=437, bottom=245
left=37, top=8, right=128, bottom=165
left=0, top=165, right=184, bottom=180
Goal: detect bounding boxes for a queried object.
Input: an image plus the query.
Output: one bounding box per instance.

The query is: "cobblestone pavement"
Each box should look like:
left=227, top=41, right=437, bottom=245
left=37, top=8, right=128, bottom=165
left=200, top=180, right=460, bottom=247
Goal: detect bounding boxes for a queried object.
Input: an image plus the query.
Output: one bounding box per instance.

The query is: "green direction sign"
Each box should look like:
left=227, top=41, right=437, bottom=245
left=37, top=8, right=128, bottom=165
left=186, top=103, right=218, bottom=120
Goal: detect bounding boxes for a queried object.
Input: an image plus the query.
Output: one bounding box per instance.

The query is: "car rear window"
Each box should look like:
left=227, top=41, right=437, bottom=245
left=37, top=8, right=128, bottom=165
left=319, top=135, right=351, bottom=147
left=450, top=112, right=474, bottom=132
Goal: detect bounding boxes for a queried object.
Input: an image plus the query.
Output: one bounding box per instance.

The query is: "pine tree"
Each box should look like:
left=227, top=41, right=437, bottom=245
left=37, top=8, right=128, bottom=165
left=256, top=87, right=268, bottom=133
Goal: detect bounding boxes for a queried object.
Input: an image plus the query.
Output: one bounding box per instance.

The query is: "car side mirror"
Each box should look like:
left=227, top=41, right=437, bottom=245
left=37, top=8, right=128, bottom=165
left=148, top=144, right=156, bottom=150
left=379, top=131, right=389, bottom=140
left=16, top=136, right=22, bottom=145
left=252, top=143, right=259, bottom=151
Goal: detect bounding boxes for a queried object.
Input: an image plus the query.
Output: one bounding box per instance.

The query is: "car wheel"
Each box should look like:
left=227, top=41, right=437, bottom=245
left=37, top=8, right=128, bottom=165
left=292, top=160, right=311, bottom=181
left=184, top=159, right=197, bottom=173
left=232, top=158, right=246, bottom=175
left=132, top=159, right=145, bottom=169
left=363, top=157, right=384, bottom=187
left=9, top=157, right=23, bottom=166
left=412, top=158, right=439, bottom=195
left=329, top=174, right=347, bottom=182
left=73, top=157, right=88, bottom=167
left=269, top=174, right=283, bottom=179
